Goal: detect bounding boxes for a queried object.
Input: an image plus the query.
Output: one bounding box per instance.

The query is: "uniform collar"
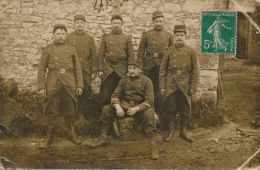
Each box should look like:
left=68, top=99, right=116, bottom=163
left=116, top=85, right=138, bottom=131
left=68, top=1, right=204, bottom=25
left=54, top=40, right=66, bottom=45
left=174, top=43, right=186, bottom=49
left=75, top=30, right=85, bottom=35
left=153, top=27, right=164, bottom=31
left=111, top=29, right=123, bottom=35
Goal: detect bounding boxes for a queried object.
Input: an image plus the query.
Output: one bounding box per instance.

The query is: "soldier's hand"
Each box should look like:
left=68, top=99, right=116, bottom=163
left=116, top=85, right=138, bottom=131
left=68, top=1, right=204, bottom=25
left=76, top=88, right=83, bottom=96
left=160, top=89, right=166, bottom=96
left=189, top=89, right=196, bottom=96
left=98, top=71, right=104, bottom=79
left=115, top=105, right=125, bottom=117
left=39, top=89, right=46, bottom=98
left=127, top=107, right=140, bottom=116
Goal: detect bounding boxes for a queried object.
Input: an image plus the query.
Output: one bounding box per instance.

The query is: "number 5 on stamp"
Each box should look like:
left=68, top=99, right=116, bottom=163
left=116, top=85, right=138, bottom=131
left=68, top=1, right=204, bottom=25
left=201, top=11, right=237, bottom=54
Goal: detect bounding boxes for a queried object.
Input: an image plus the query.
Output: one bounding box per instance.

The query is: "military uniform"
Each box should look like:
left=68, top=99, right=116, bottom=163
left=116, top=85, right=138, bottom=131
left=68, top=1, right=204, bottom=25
left=38, top=42, right=83, bottom=120
left=67, top=16, right=97, bottom=114
left=99, top=74, right=156, bottom=135
left=38, top=24, right=83, bottom=148
left=98, top=29, right=134, bottom=104
left=159, top=25, right=200, bottom=142
left=138, top=11, right=174, bottom=113
left=67, top=31, right=97, bottom=92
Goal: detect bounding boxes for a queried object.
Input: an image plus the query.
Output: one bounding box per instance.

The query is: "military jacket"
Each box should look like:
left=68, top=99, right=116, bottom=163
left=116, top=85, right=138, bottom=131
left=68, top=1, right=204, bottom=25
left=138, top=28, right=174, bottom=71
left=111, top=74, right=154, bottom=111
left=159, top=44, right=200, bottom=108
left=98, top=29, right=135, bottom=82
left=67, top=31, right=97, bottom=72
left=38, top=42, right=83, bottom=101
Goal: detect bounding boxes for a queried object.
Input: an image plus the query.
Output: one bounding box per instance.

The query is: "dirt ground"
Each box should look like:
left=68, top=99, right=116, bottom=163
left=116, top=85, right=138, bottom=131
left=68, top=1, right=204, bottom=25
left=0, top=62, right=260, bottom=169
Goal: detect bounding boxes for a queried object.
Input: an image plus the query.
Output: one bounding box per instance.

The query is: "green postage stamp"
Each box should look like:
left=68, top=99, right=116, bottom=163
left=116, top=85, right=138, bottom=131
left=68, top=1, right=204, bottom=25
left=201, top=11, right=237, bottom=54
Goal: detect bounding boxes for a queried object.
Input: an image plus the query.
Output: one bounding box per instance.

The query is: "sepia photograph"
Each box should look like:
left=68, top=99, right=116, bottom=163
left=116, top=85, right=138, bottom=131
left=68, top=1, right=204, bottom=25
left=0, top=0, right=259, bottom=169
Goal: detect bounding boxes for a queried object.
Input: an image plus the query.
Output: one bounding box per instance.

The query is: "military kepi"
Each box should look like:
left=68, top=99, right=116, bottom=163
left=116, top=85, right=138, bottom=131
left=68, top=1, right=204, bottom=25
left=152, top=11, right=164, bottom=19
left=174, top=25, right=186, bottom=34
left=53, top=24, right=67, bottom=33
left=74, top=15, right=85, bottom=22
left=128, top=59, right=142, bottom=68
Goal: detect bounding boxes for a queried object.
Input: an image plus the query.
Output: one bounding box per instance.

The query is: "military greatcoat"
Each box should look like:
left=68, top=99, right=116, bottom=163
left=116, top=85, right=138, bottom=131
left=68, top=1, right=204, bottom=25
left=97, top=30, right=135, bottom=82
left=138, top=28, right=174, bottom=71
left=159, top=44, right=200, bottom=111
left=67, top=31, right=97, bottom=88
left=38, top=42, right=83, bottom=114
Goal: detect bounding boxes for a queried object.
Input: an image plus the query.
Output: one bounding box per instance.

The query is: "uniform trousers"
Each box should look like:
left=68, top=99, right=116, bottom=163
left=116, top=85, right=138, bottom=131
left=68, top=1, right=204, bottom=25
left=144, top=66, right=162, bottom=113
left=99, top=105, right=157, bottom=135
left=45, top=87, right=76, bottom=127
left=163, top=89, right=191, bottom=120
left=100, top=71, right=121, bottom=105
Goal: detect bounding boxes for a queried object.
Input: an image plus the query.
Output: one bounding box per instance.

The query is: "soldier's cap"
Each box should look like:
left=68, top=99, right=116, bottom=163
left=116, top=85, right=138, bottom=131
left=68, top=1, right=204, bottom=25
left=53, top=24, right=67, bottom=33
left=174, top=25, right=187, bottom=34
left=74, top=15, right=85, bottom=22
left=152, top=11, right=164, bottom=20
left=128, top=59, right=142, bottom=68
left=111, top=14, right=123, bottom=22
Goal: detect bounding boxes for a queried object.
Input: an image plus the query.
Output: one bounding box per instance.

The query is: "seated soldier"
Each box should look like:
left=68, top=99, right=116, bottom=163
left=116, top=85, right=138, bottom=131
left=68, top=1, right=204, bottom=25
left=92, top=59, right=159, bottom=160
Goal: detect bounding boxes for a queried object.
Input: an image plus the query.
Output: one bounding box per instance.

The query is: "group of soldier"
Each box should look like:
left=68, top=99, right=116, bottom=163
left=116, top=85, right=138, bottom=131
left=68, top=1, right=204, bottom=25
left=37, top=11, right=200, bottom=160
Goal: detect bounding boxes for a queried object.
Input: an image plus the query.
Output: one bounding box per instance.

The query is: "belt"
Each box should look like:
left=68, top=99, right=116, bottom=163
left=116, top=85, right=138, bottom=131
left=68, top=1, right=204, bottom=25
left=146, top=53, right=163, bottom=58
left=106, top=58, right=126, bottom=65
left=49, top=69, right=74, bottom=74
left=168, top=68, right=190, bottom=76
left=126, top=99, right=143, bottom=105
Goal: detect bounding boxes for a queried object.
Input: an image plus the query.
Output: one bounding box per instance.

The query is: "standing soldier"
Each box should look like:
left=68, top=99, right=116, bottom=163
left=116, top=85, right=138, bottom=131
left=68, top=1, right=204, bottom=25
left=138, top=11, right=174, bottom=113
left=98, top=14, right=134, bottom=105
left=38, top=24, right=83, bottom=149
left=67, top=15, right=97, bottom=115
left=92, top=59, right=159, bottom=160
left=159, top=25, right=200, bottom=143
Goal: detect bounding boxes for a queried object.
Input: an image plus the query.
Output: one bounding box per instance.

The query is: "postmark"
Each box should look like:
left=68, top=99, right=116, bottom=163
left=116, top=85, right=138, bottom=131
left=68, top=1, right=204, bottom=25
left=201, top=11, right=237, bottom=54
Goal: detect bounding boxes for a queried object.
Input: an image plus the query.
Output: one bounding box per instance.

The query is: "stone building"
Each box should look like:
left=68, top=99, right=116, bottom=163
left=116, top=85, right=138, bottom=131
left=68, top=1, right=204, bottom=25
left=0, top=0, right=258, bottom=103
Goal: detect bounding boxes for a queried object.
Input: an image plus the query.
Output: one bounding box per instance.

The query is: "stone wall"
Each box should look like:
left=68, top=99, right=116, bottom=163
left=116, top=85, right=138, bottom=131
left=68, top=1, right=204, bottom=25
left=0, top=0, right=257, bottom=101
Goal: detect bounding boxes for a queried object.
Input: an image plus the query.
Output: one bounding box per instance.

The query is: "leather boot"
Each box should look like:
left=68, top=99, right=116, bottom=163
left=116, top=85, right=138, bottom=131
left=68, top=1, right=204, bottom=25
left=39, top=127, right=54, bottom=149
left=66, top=123, right=82, bottom=145
left=179, top=118, right=193, bottom=143
left=91, top=125, right=110, bottom=148
left=149, top=135, right=159, bottom=160
left=164, top=119, right=175, bottom=142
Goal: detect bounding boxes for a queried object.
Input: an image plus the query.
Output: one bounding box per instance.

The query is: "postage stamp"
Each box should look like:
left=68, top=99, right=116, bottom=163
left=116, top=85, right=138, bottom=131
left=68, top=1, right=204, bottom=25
left=201, top=11, right=237, bottom=54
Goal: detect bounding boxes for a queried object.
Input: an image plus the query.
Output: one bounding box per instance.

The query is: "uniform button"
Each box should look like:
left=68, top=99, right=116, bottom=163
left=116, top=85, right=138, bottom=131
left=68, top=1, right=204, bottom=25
left=138, top=80, right=140, bottom=82
left=55, top=57, right=57, bottom=59
left=56, top=63, right=58, bottom=64
left=184, top=54, right=186, bottom=55
left=66, top=56, right=69, bottom=58
left=73, top=44, right=75, bottom=46
left=66, top=51, right=68, bottom=53
left=66, top=62, right=69, bottom=64
left=174, top=65, right=176, bottom=67
left=54, top=46, right=56, bottom=47
left=54, top=51, right=56, bottom=53
left=85, top=51, right=87, bottom=52
left=173, top=60, right=176, bottom=62
left=137, top=86, right=140, bottom=87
